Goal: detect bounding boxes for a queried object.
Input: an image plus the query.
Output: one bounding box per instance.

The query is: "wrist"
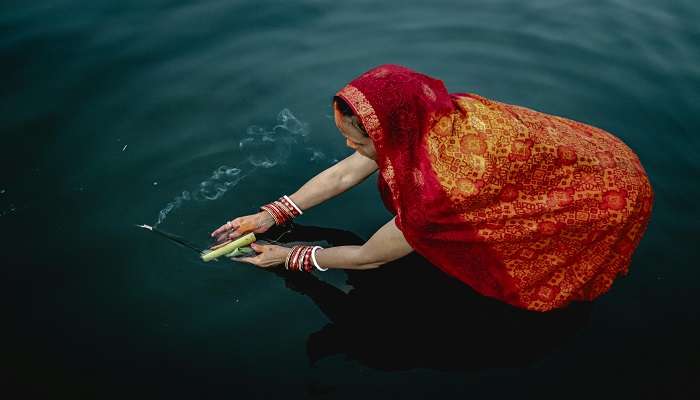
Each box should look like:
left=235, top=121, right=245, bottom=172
left=285, top=245, right=326, bottom=272
left=260, top=195, right=303, bottom=226
left=283, top=247, right=294, bottom=267
left=258, top=210, right=276, bottom=227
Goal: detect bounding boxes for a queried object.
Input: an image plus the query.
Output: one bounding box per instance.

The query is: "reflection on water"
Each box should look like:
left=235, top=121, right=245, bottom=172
left=260, top=223, right=591, bottom=371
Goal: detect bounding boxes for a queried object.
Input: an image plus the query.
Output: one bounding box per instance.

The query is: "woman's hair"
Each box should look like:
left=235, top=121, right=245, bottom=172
left=332, top=96, right=369, bottom=137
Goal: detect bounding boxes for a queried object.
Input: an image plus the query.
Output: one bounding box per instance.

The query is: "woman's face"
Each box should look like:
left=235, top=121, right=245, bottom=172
left=333, top=102, right=377, bottom=160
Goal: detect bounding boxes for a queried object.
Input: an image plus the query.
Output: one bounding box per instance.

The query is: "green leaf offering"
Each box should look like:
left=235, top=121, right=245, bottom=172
left=226, top=246, right=255, bottom=258
left=201, top=232, right=256, bottom=262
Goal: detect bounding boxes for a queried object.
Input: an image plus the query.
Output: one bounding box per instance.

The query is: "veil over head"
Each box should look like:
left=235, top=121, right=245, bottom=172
left=336, top=64, right=520, bottom=304
left=334, top=64, right=458, bottom=230
left=335, top=64, right=454, bottom=166
left=335, top=64, right=653, bottom=311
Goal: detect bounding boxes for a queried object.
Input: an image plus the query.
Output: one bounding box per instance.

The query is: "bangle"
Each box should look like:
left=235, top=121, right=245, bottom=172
left=284, top=247, right=295, bottom=270
left=260, top=205, right=283, bottom=225
left=284, top=245, right=320, bottom=272
left=260, top=195, right=303, bottom=225
left=282, top=195, right=303, bottom=215
left=286, top=245, right=302, bottom=271
left=311, top=246, right=327, bottom=271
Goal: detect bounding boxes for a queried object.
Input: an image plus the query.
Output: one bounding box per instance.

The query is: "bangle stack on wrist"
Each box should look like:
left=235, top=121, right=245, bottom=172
left=260, top=195, right=303, bottom=225
left=285, top=245, right=327, bottom=272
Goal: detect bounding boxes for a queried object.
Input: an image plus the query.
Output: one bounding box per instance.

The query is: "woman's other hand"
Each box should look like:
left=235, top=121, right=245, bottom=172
left=234, top=242, right=291, bottom=268
left=210, top=211, right=275, bottom=243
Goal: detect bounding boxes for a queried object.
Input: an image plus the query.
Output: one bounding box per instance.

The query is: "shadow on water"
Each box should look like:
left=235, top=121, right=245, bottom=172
left=257, top=223, right=593, bottom=373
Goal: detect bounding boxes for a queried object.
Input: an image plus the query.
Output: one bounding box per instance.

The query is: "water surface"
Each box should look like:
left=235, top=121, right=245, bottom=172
left=2, top=1, right=698, bottom=398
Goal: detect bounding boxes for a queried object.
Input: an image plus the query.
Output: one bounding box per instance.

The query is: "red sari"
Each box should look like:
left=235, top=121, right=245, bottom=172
left=335, top=64, right=654, bottom=311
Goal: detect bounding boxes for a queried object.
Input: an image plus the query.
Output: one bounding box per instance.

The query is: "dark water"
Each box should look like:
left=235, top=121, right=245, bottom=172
left=3, top=1, right=698, bottom=398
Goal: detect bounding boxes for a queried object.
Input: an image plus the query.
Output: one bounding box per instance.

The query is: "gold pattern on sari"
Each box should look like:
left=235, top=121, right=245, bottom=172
left=425, top=94, right=653, bottom=310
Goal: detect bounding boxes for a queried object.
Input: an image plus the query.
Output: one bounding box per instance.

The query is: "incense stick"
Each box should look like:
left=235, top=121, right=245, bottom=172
left=135, top=224, right=204, bottom=253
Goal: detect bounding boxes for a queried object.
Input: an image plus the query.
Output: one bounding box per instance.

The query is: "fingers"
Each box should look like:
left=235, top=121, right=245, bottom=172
left=235, top=256, right=255, bottom=264
left=210, top=216, right=260, bottom=241
left=211, top=224, right=227, bottom=238
left=234, top=244, right=264, bottom=266
left=238, top=255, right=262, bottom=266
left=211, top=226, right=227, bottom=238
left=212, top=220, right=242, bottom=243
left=227, top=243, right=285, bottom=269
left=226, top=243, right=260, bottom=260
left=214, top=231, right=235, bottom=244
left=250, top=243, right=268, bottom=253
left=211, top=218, right=240, bottom=237
left=226, top=228, right=245, bottom=241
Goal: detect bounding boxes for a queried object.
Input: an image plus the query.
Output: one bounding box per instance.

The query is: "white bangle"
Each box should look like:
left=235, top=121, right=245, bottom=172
left=311, top=246, right=327, bottom=271
left=283, top=195, right=303, bottom=215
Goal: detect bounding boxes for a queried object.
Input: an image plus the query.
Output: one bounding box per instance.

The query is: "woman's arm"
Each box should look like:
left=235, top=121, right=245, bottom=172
left=211, top=151, right=377, bottom=242
left=314, top=217, right=414, bottom=270
left=287, top=150, right=378, bottom=212
left=238, top=217, right=413, bottom=269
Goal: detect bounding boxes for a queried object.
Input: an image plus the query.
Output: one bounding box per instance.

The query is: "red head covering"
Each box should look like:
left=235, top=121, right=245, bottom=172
left=336, top=64, right=519, bottom=304
left=335, top=64, right=654, bottom=311
left=335, top=64, right=454, bottom=166
left=335, top=64, right=456, bottom=228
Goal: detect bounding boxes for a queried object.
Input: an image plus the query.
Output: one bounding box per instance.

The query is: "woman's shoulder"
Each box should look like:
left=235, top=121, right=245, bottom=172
left=449, top=92, right=498, bottom=109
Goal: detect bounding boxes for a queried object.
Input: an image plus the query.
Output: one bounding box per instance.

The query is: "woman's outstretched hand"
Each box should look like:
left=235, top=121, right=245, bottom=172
left=234, top=242, right=291, bottom=268
left=210, top=211, right=275, bottom=244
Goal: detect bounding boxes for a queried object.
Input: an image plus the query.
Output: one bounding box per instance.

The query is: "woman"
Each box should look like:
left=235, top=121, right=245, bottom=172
left=210, top=64, right=654, bottom=312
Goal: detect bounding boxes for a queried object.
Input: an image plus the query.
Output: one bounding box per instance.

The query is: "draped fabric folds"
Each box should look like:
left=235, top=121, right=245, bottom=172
left=335, top=64, right=654, bottom=311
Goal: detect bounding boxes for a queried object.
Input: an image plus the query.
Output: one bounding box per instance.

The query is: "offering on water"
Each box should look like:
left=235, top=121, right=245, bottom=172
left=226, top=246, right=256, bottom=258
left=201, top=232, right=256, bottom=262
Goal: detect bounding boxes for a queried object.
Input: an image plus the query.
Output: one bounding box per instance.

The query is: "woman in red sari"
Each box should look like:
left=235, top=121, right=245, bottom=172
left=210, top=64, right=654, bottom=312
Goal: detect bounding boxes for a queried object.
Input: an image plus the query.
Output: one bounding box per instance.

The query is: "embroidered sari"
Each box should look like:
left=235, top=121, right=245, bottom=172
left=335, top=64, right=654, bottom=311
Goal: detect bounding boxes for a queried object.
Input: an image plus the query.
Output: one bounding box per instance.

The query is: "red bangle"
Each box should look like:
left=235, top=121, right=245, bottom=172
left=291, top=245, right=303, bottom=271
left=303, top=246, right=313, bottom=272
left=260, top=195, right=303, bottom=226
left=280, top=195, right=303, bottom=217
left=259, top=203, right=280, bottom=224
left=285, top=245, right=317, bottom=272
